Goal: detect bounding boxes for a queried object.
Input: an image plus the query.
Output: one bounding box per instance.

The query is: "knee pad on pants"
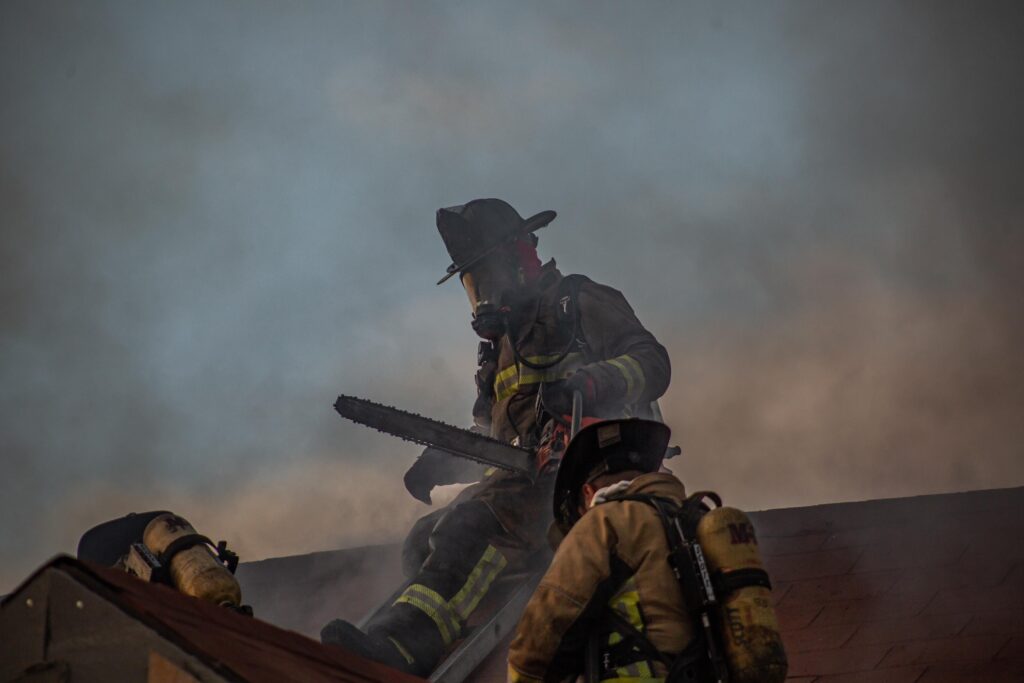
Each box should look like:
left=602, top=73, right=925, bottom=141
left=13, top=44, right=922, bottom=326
left=402, top=507, right=446, bottom=578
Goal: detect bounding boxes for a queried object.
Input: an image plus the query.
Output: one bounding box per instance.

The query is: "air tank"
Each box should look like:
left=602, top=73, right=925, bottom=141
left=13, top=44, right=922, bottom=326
left=696, top=506, right=788, bottom=683
left=142, top=513, right=242, bottom=607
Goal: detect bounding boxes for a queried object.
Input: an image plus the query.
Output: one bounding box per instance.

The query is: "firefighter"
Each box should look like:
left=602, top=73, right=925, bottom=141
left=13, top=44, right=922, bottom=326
left=507, top=418, right=697, bottom=683
left=322, top=199, right=671, bottom=676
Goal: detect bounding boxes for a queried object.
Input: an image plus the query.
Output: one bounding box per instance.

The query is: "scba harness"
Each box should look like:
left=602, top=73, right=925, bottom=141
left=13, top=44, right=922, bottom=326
left=473, top=274, right=591, bottom=432
left=587, top=492, right=786, bottom=683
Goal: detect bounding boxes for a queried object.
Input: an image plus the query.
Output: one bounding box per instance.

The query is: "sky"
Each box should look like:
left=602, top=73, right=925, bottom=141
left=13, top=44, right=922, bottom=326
left=1, top=0, right=1022, bottom=590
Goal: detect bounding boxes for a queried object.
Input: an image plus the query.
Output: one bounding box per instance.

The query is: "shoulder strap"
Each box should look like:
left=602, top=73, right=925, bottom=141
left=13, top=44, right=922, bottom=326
left=557, top=274, right=590, bottom=353
left=679, top=491, right=721, bottom=537
left=595, top=495, right=687, bottom=668
left=605, top=493, right=726, bottom=682
left=512, top=274, right=589, bottom=371
left=157, top=533, right=214, bottom=567
left=605, top=607, right=671, bottom=667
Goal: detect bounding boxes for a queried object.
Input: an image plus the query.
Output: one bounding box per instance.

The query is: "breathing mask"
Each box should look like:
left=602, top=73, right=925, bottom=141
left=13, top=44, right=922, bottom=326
left=461, top=253, right=521, bottom=340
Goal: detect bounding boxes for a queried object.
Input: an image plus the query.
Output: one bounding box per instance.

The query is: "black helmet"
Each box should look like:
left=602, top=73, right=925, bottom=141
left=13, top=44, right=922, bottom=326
left=436, top=198, right=556, bottom=285
left=77, top=510, right=170, bottom=566
left=553, top=419, right=670, bottom=531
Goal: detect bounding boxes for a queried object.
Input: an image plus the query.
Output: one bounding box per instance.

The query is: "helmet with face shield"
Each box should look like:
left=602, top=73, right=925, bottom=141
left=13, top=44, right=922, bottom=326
left=436, top=198, right=556, bottom=339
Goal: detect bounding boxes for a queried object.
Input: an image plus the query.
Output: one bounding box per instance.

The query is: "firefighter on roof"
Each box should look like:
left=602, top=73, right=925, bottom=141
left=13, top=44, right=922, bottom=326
left=508, top=419, right=695, bottom=682
left=321, top=198, right=671, bottom=676
left=509, top=418, right=788, bottom=683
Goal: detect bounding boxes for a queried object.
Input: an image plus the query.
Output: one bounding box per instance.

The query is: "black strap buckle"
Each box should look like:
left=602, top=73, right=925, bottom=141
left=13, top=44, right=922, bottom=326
left=157, top=534, right=240, bottom=575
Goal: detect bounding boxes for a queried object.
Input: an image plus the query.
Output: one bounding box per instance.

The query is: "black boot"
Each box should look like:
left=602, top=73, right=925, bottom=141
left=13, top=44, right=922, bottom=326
left=320, top=619, right=419, bottom=675
left=322, top=501, right=510, bottom=677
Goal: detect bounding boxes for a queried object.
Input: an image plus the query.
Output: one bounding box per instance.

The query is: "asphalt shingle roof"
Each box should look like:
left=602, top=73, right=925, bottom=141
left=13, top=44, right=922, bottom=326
left=4, top=487, right=1021, bottom=682
left=384, top=487, right=1024, bottom=682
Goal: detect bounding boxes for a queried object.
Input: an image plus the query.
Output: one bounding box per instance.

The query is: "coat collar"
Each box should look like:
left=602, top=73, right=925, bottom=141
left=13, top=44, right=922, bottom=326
left=508, top=260, right=562, bottom=347
left=621, top=472, right=688, bottom=506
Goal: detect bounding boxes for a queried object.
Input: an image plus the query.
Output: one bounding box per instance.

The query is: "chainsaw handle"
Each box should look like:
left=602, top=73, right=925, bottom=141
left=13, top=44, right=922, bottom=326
left=570, top=390, right=583, bottom=439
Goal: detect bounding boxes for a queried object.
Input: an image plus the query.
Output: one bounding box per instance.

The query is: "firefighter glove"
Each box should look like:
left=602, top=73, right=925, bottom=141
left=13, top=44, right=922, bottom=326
left=541, top=372, right=598, bottom=417
left=403, top=446, right=487, bottom=504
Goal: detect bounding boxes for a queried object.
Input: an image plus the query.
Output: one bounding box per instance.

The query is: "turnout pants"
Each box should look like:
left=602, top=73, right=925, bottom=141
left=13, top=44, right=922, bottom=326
left=368, top=470, right=555, bottom=675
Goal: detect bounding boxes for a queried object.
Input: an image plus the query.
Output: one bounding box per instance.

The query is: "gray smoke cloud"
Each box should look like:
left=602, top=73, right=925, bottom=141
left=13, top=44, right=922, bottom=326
left=1, top=0, right=1022, bottom=590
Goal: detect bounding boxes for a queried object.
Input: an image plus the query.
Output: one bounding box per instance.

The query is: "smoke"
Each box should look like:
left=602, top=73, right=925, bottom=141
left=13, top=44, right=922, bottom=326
left=662, top=256, right=1024, bottom=510
left=2, top=0, right=1023, bottom=590
left=47, top=459, right=468, bottom=567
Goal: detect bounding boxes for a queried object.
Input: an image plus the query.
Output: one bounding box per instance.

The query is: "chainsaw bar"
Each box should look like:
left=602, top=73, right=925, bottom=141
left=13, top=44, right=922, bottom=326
left=334, top=394, right=535, bottom=479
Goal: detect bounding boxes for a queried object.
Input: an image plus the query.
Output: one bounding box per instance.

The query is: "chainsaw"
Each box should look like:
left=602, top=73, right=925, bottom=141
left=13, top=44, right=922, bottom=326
left=333, top=390, right=588, bottom=482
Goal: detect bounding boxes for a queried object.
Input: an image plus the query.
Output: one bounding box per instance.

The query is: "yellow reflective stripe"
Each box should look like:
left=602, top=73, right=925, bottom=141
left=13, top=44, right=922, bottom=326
left=617, top=661, right=653, bottom=678
left=602, top=676, right=663, bottom=683
left=494, top=360, right=526, bottom=391
left=494, top=354, right=584, bottom=397
left=610, top=577, right=644, bottom=629
left=607, top=354, right=646, bottom=403
left=607, top=358, right=633, bottom=399
left=507, top=665, right=543, bottom=683
left=450, top=545, right=508, bottom=620
left=604, top=578, right=660, bottom=681
left=395, top=593, right=452, bottom=644
left=394, top=548, right=509, bottom=646
left=622, top=355, right=646, bottom=398
left=387, top=636, right=416, bottom=666
left=611, top=662, right=657, bottom=681
left=494, top=354, right=578, bottom=387
left=493, top=353, right=585, bottom=402
left=615, top=664, right=638, bottom=678
left=615, top=596, right=643, bottom=629
left=394, top=584, right=460, bottom=646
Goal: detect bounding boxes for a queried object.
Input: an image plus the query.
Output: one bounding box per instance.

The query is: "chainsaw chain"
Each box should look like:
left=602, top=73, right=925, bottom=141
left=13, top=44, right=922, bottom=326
left=334, top=394, right=532, bottom=472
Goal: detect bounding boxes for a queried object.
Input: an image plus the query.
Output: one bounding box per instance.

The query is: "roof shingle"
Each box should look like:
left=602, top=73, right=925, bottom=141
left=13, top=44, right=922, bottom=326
left=4, top=486, right=1020, bottom=682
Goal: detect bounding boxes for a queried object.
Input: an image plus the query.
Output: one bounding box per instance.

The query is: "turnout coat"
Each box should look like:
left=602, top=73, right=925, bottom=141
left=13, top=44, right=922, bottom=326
left=507, top=473, right=697, bottom=683
left=486, top=261, right=670, bottom=444
left=468, top=261, right=672, bottom=547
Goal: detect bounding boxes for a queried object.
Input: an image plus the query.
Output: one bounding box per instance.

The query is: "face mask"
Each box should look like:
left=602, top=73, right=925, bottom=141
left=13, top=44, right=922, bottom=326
left=461, top=257, right=520, bottom=340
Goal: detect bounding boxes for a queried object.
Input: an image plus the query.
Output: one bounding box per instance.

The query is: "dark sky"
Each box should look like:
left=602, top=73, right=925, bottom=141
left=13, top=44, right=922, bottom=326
left=2, top=0, right=1022, bottom=589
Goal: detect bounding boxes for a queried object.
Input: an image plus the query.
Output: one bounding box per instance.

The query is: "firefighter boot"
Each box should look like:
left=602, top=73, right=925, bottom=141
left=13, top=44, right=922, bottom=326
left=320, top=619, right=421, bottom=676
left=328, top=500, right=511, bottom=676
left=382, top=500, right=511, bottom=672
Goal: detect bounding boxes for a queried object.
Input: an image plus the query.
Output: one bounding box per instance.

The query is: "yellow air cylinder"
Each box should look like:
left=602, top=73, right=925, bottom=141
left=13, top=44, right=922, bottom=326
left=695, top=507, right=788, bottom=683
left=143, top=513, right=242, bottom=607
